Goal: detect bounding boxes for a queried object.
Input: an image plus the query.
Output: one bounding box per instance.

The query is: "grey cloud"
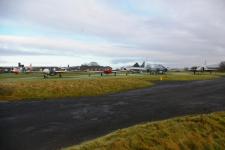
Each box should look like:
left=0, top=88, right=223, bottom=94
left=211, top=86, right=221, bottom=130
left=0, top=59, right=7, bottom=64
left=111, top=58, right=142, bottom=64
left=0, top=46, right=59, bottom=56
left=1, top=0, right=225, bottom=67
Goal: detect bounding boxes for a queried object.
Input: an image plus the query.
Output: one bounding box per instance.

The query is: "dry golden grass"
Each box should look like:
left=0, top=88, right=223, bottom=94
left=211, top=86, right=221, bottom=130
left=63, top=111, right=225, bottom=150
left=0, top=77, right=152, bottom=101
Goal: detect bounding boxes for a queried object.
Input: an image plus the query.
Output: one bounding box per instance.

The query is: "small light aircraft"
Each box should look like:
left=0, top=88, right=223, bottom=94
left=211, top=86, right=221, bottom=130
left=11, top=67, right=21, bottom=74
left=11, top=64, right=32, bottom=74
left=42, top=68, right=67, bottom=78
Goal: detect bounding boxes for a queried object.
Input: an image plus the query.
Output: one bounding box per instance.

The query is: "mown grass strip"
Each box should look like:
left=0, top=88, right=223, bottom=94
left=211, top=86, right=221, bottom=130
left=63, top=111, right=225, bottom=150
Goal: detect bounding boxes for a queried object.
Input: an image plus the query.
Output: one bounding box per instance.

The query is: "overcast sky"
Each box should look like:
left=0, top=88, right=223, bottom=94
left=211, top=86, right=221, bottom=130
left=0, top=0, right=225, bottom=68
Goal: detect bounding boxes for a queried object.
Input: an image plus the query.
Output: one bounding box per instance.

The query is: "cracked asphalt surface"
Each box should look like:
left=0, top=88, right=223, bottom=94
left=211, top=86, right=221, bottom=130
left=0, top=78, right=225, bottom=150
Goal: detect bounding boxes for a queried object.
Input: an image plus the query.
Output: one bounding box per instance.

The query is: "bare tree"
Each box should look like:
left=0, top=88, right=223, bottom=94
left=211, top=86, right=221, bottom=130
left=88, top=62, right=99, bottom=66
left=219, top=61, right=225, bottom=71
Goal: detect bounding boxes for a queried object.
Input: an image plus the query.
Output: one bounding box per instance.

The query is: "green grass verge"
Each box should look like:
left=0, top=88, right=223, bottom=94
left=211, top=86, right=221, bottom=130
left=0, top=72, right=224, bottom=101
left=63, top=111, right=225, bottom=150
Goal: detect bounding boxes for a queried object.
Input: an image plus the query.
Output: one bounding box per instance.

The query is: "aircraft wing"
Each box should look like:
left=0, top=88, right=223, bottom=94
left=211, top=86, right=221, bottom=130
left=55, top=70, right=67, bottom=73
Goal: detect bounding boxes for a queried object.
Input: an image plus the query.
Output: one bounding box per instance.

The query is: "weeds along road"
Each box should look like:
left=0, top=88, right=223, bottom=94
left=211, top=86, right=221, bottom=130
left=1, top=78, right=225, bottom=150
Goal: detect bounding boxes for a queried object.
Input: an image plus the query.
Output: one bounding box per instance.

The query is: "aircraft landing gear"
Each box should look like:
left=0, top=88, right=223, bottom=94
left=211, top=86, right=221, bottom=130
left=43, top=74, right=48, bottom=79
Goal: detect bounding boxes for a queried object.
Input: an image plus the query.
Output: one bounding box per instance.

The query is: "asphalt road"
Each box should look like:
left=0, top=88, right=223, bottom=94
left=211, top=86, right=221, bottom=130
left=0, top=78, right=225, bottom=150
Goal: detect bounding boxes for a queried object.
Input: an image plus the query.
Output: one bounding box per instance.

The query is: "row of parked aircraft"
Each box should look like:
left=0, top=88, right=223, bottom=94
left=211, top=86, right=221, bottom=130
left=8, top=62, right=167, bottom=78
left=41, top=62, right=168, bottom=78
left=8, top=64, right=116, bottom=78
left=7, top=61, right=220, bottom=78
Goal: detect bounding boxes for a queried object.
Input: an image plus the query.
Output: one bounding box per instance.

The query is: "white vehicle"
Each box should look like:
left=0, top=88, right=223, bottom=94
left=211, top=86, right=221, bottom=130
left=145, top=64, right=168, bottom=74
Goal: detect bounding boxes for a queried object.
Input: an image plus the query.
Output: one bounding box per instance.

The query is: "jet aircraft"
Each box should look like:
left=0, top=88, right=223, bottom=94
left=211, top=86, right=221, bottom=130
left=123, top=62, right=167, bottom=74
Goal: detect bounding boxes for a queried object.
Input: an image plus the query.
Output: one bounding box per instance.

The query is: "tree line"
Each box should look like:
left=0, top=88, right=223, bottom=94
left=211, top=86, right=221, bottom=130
left=219, top=61, right=225, bottom=71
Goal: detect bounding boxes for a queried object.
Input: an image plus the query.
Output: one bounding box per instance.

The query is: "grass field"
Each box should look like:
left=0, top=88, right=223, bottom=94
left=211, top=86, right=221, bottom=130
left=0, top=71, right=224, bottom=101
left=63, top=111, right=225, bottom=150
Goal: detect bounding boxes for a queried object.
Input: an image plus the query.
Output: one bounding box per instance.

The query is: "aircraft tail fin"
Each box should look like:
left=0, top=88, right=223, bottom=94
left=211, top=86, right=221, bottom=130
left=141, top=61, right=145, bottom=67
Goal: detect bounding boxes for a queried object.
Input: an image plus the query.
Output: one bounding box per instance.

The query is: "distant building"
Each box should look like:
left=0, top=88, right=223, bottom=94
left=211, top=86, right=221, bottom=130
left=0, top=67, right=13, bottom=73
left=69, top=66, right=80, bottom=71
left=80, top=65, right=112, bottom=71
left=205, top=64, right=220, bottom=71
left=80, top=62, right=112, bottom=71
